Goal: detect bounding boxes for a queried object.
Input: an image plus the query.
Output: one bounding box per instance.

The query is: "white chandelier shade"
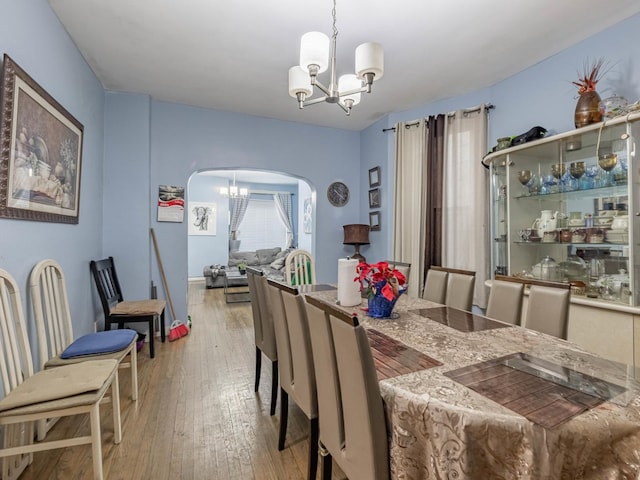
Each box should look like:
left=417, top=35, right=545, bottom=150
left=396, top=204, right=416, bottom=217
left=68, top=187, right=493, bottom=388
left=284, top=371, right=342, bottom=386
left=300, top=32, right=330, bottom=73
left=288, top=0, right=383, bottom=116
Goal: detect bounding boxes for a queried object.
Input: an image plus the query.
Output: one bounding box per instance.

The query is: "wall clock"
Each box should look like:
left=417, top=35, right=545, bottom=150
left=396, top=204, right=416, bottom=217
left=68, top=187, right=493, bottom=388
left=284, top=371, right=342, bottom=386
left=327, top=181, right=350, bottom=207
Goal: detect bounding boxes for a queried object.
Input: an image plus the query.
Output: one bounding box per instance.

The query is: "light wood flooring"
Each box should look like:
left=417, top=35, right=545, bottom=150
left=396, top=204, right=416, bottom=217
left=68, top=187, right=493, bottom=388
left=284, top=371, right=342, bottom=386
left=16, top=280, right=331, bottom=480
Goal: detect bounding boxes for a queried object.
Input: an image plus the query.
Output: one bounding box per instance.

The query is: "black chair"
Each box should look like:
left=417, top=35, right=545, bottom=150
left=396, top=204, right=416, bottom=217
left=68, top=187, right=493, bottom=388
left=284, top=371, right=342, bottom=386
left=90, top=256, right=166, bottom=358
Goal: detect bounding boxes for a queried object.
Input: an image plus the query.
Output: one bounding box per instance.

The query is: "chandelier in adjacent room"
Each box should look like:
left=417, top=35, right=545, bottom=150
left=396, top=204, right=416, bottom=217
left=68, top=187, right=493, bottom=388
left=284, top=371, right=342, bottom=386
left=220, top=173, right=248, bottom=198
left=288, top=0, right=384, bottom=116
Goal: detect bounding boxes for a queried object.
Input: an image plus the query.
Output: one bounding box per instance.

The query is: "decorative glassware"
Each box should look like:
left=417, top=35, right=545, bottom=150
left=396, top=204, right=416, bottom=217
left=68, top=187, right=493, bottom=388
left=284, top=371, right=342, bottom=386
left=518, top=170, right=532, bottom=192
left=584, top=164, right=599, bottom=189
left=598, top=153, right=618, bottom=186
left=569, top=161, right=585, bottom=190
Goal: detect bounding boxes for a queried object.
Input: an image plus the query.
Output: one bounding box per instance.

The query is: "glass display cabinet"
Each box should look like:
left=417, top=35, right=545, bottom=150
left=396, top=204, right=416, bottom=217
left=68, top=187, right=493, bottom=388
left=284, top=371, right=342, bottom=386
left=484, top=113, right=640, bottom=309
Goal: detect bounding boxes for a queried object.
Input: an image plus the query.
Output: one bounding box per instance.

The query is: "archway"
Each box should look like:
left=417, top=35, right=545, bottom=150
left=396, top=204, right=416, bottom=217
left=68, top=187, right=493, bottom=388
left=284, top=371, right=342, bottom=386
left=186, top=168, right=315, bottom=280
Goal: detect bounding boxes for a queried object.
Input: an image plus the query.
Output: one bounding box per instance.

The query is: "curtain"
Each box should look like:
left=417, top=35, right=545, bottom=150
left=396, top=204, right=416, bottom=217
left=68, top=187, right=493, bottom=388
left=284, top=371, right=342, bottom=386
left=273, top=193, right=294, bottom=248
left=422, top=115, right=446, bottom=294
left=442, top=106, right=489, bottom=308
left=393, top=120, right=427, bottom=297
left=229, top=197, right=249, bottom=240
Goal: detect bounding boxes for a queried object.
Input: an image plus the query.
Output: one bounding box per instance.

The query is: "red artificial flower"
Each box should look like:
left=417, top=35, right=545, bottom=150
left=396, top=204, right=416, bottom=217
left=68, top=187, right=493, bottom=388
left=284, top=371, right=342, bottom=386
left=355, top=261, right=407, bottom=299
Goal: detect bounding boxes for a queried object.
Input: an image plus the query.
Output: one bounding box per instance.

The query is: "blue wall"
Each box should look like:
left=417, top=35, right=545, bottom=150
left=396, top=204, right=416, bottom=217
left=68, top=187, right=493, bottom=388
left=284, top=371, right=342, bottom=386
left=0, top=0, right=106, bottom=362
left=3, top=1, right=640, bottom=342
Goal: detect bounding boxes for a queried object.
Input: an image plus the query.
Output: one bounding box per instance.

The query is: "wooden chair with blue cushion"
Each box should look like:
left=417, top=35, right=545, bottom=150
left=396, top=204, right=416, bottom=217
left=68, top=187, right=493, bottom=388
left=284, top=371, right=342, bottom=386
left=0, top=268, right=121, bottom=480
left=29, top=259, right=138, bottom=441
left=90, top=257, right=166, bottom=358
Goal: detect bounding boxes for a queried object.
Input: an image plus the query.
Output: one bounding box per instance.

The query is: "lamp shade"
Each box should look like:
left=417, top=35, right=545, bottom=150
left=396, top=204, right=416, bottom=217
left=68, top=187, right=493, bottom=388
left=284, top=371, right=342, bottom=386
left=288, top=66, right=313, bottom=97
left=355, top=42, right=384, bottom=81
left=338, top=74, right=362, bottom=105
left=343, top=224, right=370, bottom=245
left=300, top=31, right=330, bottom=73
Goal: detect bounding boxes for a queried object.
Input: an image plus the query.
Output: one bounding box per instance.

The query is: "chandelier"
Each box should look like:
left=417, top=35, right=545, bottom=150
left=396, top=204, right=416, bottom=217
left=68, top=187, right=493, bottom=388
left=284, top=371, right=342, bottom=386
left=220, top=173, right=248, bottom=198
left=288, top=0, right=384, bottom=116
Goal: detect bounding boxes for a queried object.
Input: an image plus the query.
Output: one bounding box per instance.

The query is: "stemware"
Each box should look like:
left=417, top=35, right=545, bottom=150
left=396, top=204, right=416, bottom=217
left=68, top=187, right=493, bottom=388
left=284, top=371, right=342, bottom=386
left=569, top=161, right=585, bottom=190
left=550, top=164, right=565, bottom=193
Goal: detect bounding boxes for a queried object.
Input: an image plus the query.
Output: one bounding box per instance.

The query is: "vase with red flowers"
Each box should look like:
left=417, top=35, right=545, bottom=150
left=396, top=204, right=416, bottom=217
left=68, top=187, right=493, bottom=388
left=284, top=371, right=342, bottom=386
left=355, top=261, right=407, bottom=318
left=572, top=58, right=608, bottom=128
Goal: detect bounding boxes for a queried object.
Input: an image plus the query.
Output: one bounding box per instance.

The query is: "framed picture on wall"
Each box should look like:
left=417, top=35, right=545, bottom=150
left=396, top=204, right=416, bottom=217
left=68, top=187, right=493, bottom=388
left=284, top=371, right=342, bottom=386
left=0, top=54, right=84, bottom=224
left=368, top=188, right=380, bottom=209
left=188, top=201, right=217, bottom=235
left=369, top=211, right=381, bottom=231
left=303, top=197, right=312, bottom=234
left=368, top=166, right=381, bottom=188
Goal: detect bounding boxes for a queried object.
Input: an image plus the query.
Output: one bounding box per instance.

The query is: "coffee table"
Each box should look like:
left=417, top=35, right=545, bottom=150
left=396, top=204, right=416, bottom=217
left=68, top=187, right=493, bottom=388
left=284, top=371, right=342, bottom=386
left=223, top=270, right=250, bottom=303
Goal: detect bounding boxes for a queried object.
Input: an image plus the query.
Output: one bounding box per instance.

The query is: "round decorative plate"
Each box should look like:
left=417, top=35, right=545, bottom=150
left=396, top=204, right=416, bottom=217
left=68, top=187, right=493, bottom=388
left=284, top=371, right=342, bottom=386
left=327, top=181, right=350, bottom=207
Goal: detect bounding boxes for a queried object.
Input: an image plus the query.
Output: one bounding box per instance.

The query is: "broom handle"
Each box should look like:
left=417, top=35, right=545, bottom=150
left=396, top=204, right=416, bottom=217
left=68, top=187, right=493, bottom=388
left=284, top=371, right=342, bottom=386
left=150, top=228, right=177, bottom=321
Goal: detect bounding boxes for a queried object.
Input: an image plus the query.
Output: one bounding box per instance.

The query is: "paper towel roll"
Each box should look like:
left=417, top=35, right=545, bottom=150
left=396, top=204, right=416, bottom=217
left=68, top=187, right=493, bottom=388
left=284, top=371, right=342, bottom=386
left=338, top=258, right=361, bottom=307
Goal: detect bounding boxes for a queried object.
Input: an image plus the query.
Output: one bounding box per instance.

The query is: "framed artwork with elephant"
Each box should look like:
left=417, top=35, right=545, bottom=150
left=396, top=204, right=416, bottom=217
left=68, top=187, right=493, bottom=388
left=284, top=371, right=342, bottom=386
left=188, top=201, right=217, bottom=235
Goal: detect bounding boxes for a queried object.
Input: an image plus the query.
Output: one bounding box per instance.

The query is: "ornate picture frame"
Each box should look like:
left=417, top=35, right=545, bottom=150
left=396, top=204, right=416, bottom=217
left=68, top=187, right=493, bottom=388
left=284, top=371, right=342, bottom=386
left=0, top=55, right=84, bottom=224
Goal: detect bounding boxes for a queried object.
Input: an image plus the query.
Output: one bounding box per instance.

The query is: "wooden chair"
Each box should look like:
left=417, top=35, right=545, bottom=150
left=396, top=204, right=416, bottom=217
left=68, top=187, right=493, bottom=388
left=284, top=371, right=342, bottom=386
left=247, top=267, right=278, bottom=416
left=29, top=259, right=138, bottom=441
left=267, top=279, right=318, bottom=480
left=0, top=268, right=121, bottom=480
left=285, top=249, right=316, bottom=286
left=422, top=267, right=448, bottom=303
left=304, top=295, right=389, bottom=480
left=90, top=257, right=166, bottom=358
left=485, top=275, right=525, bottom=325
left=494, top=276, right=571, bottom=339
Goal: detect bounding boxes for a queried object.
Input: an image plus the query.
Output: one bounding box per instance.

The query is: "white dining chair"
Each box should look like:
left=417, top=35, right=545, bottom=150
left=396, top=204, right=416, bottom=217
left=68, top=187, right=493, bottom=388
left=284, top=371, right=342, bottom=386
left=285, top=249, right=316, bottom=286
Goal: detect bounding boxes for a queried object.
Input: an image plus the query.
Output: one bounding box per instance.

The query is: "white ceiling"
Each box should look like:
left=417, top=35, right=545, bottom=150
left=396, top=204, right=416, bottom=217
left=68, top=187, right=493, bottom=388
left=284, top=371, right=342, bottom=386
left=49, top=0, right=640, bottom=131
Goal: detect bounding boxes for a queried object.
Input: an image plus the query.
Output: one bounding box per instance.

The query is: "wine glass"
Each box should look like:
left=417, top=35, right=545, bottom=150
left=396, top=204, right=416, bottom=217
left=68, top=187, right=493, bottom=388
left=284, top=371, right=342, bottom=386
left=598, top=153, right=618, bottom=186
left=569, top=161, right=585, bottom=190
left=551, top=164, right=565, bottom=192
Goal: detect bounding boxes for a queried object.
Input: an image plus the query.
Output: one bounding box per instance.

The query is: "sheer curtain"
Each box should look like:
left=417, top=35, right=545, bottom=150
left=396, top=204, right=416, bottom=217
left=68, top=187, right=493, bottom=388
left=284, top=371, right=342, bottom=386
left=273, top=193, right=294, bottom=248
left=442, top=107, right=489, bottom=307
left=393, top=120, right=427, bottom=297
left=229, top=197, right=249, bottom=240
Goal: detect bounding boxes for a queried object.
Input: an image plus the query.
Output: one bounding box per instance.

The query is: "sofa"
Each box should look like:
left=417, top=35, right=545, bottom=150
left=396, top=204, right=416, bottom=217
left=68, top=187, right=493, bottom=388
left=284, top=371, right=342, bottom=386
left=203, top=247, right=291, bottom=288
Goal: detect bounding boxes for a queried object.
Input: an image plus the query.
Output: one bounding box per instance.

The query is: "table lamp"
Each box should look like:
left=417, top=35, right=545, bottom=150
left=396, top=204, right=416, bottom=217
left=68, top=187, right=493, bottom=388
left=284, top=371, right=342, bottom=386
left=343, top=224, right=370, bottom=263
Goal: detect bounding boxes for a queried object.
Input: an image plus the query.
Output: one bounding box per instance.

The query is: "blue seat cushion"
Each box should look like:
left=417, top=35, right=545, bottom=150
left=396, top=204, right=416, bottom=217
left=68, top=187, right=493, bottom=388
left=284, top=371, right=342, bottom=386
left=61, top=329, right=137, bottom=359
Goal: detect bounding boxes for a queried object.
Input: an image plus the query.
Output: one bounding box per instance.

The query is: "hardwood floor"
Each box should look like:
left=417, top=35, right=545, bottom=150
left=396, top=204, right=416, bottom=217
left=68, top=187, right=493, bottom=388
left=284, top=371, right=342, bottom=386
left=16, top=280, right=331, bottom=479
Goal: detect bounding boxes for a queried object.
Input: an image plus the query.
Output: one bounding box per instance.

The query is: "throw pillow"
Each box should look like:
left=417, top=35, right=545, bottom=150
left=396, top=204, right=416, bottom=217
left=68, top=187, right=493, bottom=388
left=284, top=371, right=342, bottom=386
left=256, top=247, right=281, bottom=265
left=270, top=256, right=287, bottom=270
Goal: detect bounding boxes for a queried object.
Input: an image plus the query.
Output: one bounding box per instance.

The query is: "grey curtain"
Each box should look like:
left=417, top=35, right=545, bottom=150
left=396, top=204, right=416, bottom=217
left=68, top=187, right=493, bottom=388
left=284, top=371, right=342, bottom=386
left=229, top=197, right=249, bottom=240
left=273, top=193, right=294, bottom=248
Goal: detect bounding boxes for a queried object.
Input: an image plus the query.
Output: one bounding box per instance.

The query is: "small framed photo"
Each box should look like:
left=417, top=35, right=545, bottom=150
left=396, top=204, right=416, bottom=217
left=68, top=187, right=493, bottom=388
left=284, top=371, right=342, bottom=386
left=368, top=188, right=380, bottom=209
left=368, top=166, right=381, bottom=188
left=369, top=211, right=381, bottom=231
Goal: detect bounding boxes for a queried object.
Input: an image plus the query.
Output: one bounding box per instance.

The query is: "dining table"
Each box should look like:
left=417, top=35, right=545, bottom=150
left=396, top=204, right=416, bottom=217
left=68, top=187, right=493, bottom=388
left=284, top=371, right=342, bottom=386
left=305, top=289, right=640, bottom=480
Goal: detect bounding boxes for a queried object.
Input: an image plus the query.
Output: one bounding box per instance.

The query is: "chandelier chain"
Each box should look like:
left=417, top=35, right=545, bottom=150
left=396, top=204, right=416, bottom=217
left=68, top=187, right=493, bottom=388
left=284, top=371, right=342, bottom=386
left=332, top=0, right=338, bottom=41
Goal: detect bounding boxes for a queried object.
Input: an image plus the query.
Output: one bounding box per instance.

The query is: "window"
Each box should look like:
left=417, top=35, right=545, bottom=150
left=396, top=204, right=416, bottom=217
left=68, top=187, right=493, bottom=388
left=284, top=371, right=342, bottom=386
left=239, top=197, right=287, bottom=250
